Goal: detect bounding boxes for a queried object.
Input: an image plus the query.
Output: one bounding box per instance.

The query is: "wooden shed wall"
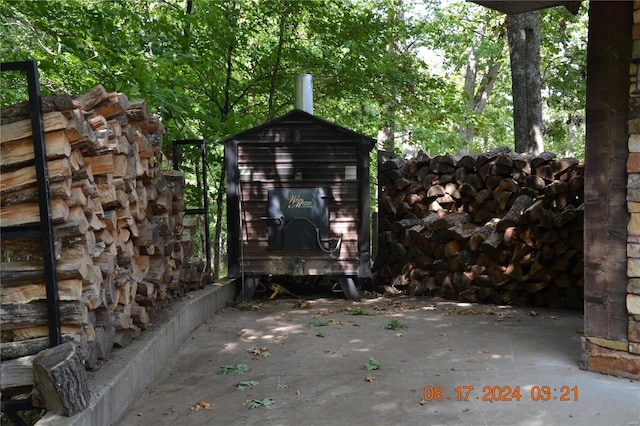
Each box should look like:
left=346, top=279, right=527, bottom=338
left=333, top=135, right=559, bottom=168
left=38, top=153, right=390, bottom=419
left=225, top=113, right=371, bottom=279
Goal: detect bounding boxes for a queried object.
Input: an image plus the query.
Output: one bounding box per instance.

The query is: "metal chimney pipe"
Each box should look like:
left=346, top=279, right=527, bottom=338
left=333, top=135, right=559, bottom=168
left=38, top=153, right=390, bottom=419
left=294, top=74, right=313, bottom=114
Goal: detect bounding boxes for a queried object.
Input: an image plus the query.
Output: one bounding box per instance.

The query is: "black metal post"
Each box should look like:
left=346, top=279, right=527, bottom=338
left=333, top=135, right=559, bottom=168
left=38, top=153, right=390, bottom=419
left=201, top=141, right=212, bottom=271
left=1, top=60, right=61, bottom=347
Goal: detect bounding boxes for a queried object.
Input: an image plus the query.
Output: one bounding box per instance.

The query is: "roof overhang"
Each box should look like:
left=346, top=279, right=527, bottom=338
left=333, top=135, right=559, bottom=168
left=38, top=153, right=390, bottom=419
left=469, top=1, right=582, bottom=15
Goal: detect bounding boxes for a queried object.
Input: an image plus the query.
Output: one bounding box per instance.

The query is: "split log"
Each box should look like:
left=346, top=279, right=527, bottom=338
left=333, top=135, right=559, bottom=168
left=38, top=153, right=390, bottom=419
left=1, top=279, right=83, bottom=304
left=0, top=301, right=87, bottom=330
left=0, top=111, right=69, bottom=143
left=374, top=148, right=584, bottom=308
left=0, top=94, right=76, bottom=123
left=1, top=84, right=191, bottom=369
left=0, top=198, right=69, bottom=227
left=32, top=342, right=90, bottom=416
left=1, top=335, right=76, bottom=361
left=497, top=194, right=535, bottom=232
left=1, top=157, right=72, bottom=194
left=1, top=130, right=72, bottom=170
left=0, top=355, right=35, bottom=390
left=1, top=255, right=91, bottom=286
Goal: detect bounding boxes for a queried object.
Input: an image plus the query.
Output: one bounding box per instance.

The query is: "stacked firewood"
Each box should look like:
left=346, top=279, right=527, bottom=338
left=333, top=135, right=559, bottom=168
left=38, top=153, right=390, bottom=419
left=0, top=86, right=195, bottom=383
left=374, top=147, right=584, bottom=308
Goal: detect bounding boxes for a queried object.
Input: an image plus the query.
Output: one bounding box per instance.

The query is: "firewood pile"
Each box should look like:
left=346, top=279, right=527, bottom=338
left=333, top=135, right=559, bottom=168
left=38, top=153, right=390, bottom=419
left=0, top=86, right=202, bottom=383
left=374, top=147, right=584, bottom=308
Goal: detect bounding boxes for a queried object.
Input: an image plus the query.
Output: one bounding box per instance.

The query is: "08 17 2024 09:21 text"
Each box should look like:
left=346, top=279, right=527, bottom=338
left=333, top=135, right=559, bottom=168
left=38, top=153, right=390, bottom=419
left=422, top=385, right=579, bottom=402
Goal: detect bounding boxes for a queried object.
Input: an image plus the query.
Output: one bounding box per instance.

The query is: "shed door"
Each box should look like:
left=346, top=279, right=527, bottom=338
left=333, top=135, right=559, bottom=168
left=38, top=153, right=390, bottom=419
left=267, top=188, right=330, bottom=249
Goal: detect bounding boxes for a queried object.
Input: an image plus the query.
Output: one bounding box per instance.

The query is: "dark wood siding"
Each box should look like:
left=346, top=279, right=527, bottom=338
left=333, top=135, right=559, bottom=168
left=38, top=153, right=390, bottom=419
left=225, top=110, right=373, bottom=279
left=584, top=1, right=632, bottom=342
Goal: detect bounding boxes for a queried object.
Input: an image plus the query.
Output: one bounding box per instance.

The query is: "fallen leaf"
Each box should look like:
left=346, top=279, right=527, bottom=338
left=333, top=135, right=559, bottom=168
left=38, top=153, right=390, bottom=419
left=292, top=300, right=313, bottom=309
left=467, top=358, right=476, bottom=363
left=246, top=398, right=275, bottom=409
left=190, top=400, right=212, bottom=411
left=364, top=376, right=376, bottom=382
left=419, top=399, right=428, bottom=405
left=247, top=346, right=271, bottom=357
left=364, top=357, right=381, bottom=370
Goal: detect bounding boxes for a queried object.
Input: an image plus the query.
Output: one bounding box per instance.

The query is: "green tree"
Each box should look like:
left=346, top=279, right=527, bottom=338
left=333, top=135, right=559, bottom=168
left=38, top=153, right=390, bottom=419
left=1, top=0, right=589, bottom=279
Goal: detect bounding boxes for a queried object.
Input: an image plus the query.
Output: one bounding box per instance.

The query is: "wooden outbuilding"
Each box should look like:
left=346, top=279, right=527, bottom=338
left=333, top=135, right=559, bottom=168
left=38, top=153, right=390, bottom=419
left=224, top=109, right=375, bottom=301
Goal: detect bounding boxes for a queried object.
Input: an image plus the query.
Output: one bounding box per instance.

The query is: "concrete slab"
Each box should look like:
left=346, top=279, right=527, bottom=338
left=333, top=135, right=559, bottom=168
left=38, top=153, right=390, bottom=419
left=113, top=296, right=640, bottom=426
left=35, top=281, right=235, bottom=426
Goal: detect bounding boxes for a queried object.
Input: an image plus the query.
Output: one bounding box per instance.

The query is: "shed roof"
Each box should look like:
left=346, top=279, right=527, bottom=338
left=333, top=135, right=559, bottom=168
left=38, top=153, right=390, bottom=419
left=469, top=0, right=582, bottom=15
left=220, top=109, right=377, bottom=148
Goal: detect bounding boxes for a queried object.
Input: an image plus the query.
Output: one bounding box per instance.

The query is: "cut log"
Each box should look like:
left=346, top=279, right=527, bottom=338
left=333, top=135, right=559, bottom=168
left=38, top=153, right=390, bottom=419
left=0, top=179, right=71, bottom=207
left=497, top=194, right=535, bottom=232
left=0, top=355, right=35, bottom=390
left=1, top=130, right=72, bottom=170
left=83, top=152, right=114, bottom=175
left=1, top=279, right=83, bottom=304
left=0, top=198, right=69, bottom=227
left=1, top=94, right=76, bottom=123
left=32, top=341, right=90, bottom=416
left=131, top=305, right=150, bottom=329
left=1, top=255, right=91, bottom=286
left=0, top=84, right=203, bottom=365
left=0, top=301, right=87, bottom=330
left=0, top=334, right=76, bottom=361
left=0, top=111, right=69, bottom=143
left=74, top=85, right=109, bottom=111
left=1, top=157, right=72, bottom=194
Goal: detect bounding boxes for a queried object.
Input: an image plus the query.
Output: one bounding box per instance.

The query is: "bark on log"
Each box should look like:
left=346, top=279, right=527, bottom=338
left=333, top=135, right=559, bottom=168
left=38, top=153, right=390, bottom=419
left=374, top=147, right=584, bottom=307
left=32, top=342, right=90, bottom=416
left=0, top=84, right=193, bottom=367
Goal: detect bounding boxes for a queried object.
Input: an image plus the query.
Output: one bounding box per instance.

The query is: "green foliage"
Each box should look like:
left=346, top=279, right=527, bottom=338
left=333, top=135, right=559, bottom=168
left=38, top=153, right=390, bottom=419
left=0, top=0, right=589, bottom=275
left=247, top=398, right=275, bottom=409
left=236, top=380, right=259, bottom=390
left=217, top=364, right=251, bottom=375
left=383, top=319, right=408, bottom=330
left=363, top=357, right=381, bottom=371
left=348, top=307, right=374, bottom=316
left=303, top=317, right=330, bottom=328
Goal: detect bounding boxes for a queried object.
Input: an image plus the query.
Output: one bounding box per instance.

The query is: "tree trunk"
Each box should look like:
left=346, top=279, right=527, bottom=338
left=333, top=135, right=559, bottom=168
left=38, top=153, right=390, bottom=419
left=508, top=11, right=543, bottom=154
left=458, top=20, right=504, bottom=155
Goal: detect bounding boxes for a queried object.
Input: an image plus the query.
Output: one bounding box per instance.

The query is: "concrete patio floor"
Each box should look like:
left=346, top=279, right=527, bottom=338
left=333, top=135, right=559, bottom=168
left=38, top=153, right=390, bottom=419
left=32, top=281, right=640, bottom=426
left=108, top=292, right=640, bottom=426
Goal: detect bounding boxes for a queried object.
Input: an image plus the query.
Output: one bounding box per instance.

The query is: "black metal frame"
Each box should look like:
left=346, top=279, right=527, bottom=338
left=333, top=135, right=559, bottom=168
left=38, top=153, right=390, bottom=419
left=1, top=60, right=60, bottom=423
left=1, top=60, right=61, bottom=346
left=172, top=139, right=211, bottom=271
